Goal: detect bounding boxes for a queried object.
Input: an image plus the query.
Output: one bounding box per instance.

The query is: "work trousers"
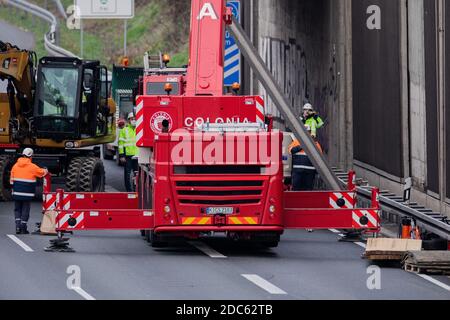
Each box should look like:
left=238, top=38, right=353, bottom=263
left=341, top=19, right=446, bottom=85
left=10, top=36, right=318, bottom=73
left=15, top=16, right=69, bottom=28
left=292, top=169, right=316, bottom=191
left=14, top=200, right=31, bottom=230
left=124, top=157, right=139, bottom=192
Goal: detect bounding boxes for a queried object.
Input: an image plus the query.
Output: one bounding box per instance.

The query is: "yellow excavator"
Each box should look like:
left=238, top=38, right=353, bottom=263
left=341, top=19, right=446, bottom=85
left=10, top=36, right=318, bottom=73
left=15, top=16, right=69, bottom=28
left=0, top=41, right=116, bottom=200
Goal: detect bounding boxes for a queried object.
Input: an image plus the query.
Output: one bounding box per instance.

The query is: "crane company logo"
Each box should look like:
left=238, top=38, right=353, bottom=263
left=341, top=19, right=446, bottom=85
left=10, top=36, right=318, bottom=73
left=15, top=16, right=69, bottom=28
left=197, top=2, right=218, bottom=20
left=150, top=111, right=173, bottom=133
left=185, top=117, right=250, bottom=128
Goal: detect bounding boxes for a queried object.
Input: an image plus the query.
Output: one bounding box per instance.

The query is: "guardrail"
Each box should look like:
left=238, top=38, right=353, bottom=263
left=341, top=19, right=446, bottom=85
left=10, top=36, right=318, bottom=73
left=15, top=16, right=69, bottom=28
left=6, top=0, right=78, bottom=57
left=333, top=168, right=450, bottom=240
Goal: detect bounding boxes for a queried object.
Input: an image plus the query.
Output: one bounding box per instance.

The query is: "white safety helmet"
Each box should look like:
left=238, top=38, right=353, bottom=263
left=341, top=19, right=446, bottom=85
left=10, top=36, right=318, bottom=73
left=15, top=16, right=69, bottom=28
left=127, top=112, right=135, bottom=120
left=303, top=103, right=313, bottom=111
left=22, top=148, right=34, bottom=158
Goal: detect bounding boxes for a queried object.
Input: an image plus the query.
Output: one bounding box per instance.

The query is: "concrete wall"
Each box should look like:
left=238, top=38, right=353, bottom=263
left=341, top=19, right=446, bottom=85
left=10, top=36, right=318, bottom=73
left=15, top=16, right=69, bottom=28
left=248, top=0, right=449, bottom=217
left=252, top=0, right=353, bottom=169
left=353, top=0, right=450, bottom=217
left=408, top=0, right=428, bottom=191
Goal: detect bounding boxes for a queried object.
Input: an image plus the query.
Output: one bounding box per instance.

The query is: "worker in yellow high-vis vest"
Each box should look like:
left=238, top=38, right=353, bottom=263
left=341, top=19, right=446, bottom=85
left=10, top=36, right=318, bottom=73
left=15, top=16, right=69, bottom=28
left=119, top=113, right=139, bottom=191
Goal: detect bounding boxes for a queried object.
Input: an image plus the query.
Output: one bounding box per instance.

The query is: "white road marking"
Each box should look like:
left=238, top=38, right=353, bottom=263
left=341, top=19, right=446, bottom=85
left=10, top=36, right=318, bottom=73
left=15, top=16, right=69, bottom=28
left=329, top=229, right=340, bottom=234
left=7, top=235, right=33, bottom=252
left=417, top=274, right=450, bottom=292
left=242, top=274, right=287, bottom=295
left=189, top=241, right=227, bottom=259
left=72, top=287, right=96, bottom=300
left=354, top=242, right=366, bottom=249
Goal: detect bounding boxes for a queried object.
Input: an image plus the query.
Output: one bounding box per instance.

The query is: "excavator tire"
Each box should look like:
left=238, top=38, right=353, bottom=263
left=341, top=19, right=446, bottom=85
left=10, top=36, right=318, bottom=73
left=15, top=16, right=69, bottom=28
left=78, top=157, right=105, bottom=192
left=65, top=157, right=84, bottom=192
left=0, top=155, right=14, bottom=201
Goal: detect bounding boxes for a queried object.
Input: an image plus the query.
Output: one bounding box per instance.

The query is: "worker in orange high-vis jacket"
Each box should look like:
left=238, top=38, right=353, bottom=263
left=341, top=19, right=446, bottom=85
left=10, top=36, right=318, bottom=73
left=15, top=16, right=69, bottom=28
left=10, top=148, right=48, bottom=234
left=288, top=136, right=323, bottom=191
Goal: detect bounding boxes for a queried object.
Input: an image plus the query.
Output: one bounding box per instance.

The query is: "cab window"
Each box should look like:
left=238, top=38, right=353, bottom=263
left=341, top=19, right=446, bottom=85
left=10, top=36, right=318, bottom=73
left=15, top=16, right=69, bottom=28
left=37, top=67, right=79, bottom=118
left=146, top=82, right=179, bottom=95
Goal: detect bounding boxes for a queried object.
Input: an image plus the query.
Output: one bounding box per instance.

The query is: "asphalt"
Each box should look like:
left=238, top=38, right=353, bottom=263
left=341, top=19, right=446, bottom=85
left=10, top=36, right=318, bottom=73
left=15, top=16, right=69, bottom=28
left=0, top=19, right=36, bottom=92
left=1, top=158, right=450, bottom=300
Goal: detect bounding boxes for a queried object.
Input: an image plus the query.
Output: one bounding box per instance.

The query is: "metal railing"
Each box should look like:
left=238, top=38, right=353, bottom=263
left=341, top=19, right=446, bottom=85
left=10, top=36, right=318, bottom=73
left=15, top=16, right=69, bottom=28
left=6, top=0, right=77, bottom=57
left=333, top=169, right=450, bottom=240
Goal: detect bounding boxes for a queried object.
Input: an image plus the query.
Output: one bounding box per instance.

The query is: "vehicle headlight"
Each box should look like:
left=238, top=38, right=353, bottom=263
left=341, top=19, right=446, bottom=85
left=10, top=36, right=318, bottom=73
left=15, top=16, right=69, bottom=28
left=269, top=205, right=276, bottom=213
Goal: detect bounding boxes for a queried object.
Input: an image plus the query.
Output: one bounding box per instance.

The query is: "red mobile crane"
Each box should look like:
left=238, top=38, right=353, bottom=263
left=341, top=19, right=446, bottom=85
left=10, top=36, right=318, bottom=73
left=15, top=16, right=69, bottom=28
left=43, top=0, right=380, bottom=252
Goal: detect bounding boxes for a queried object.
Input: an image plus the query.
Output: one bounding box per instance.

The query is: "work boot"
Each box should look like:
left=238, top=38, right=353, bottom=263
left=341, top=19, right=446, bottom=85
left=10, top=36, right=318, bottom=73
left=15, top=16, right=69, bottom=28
left=20, top=224, right=29, bottom=235
left=15, top=228, right=21, bottom=235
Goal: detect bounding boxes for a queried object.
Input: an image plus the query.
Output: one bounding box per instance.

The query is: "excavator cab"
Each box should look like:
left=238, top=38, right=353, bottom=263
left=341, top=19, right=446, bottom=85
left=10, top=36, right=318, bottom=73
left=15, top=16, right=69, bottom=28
left=33, top=57, right=110, bottom=141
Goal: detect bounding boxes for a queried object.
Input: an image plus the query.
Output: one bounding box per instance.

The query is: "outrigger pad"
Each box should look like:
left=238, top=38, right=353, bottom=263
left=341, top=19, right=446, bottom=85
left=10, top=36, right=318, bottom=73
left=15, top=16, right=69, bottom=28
left=44, top=238, right=75, bottom=253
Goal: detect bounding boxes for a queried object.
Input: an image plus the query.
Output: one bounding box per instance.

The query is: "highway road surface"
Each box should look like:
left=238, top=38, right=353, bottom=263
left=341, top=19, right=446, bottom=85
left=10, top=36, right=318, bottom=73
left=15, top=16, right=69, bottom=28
left=1, top=160, right=450, bottom=300
left=0, top=19, right=35, bottom=92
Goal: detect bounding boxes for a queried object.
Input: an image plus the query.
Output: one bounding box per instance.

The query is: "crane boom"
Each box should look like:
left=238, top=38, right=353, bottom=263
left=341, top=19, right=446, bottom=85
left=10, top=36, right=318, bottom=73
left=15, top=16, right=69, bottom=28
left=186, top=0, right=231, bottom=96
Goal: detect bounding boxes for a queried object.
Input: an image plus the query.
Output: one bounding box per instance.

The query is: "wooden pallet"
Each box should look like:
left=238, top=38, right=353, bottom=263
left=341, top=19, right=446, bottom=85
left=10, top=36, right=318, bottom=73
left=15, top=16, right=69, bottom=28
left=402, top=251, right=450, bottom=275
left=404, top=263, right=450, bottom=275
left=364, top=253, right=405, bottom=261
left=364, top=238, right=422, bottom=261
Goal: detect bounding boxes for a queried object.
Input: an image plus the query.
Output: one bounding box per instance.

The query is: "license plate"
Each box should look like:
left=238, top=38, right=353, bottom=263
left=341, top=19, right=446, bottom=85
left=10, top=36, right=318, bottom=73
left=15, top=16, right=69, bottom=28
left=206, top=207, right=234, bottom=215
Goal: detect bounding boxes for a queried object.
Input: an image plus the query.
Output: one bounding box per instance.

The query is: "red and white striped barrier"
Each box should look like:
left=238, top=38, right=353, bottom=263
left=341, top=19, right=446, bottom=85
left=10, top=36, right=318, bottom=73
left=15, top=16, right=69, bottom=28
left=352, top=209, right=380, bottom=229
left=43, top=193, right=71, bottom=211
left=55, top=211, right=85, bottom=230
left=255, top=96, right=265, bottom=126
left=329, top=192, right=356, bottom=209
left=135, top=97, right=144, bottom=147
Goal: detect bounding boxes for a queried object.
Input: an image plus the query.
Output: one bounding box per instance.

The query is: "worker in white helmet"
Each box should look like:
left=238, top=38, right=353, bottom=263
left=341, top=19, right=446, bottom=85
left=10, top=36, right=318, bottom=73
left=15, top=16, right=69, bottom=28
left=10, top=148, right=48, bottom=234
left=300, top=103, right=324, bottom=139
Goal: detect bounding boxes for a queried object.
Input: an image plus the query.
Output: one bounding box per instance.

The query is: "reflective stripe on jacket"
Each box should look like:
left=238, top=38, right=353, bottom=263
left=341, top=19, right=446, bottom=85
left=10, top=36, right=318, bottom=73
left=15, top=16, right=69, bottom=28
left=118, top=125, right=138, bottom=157
left=288, top=140, right=323, bottom=172
left=10, top=157, right=47, bottom=200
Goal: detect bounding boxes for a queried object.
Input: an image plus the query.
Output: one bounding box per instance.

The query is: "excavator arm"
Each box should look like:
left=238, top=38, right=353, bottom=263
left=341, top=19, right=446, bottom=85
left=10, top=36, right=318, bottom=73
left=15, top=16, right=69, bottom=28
left=0, top=41, right=36, bottom=143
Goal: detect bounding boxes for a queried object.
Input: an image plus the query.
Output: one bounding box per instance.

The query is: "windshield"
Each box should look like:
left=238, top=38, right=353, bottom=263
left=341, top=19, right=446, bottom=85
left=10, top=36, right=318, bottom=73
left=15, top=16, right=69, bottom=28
left=119, top=96, right=134, bottom=119
left=37, top=67, right=79, bottom=118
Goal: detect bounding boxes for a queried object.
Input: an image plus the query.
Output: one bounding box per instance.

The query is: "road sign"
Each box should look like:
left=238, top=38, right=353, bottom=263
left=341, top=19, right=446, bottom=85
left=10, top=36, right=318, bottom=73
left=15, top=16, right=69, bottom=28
left=224, top=0, right=240, bottom=86
left=74, top=0, right=135, bottom=19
